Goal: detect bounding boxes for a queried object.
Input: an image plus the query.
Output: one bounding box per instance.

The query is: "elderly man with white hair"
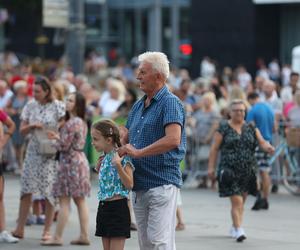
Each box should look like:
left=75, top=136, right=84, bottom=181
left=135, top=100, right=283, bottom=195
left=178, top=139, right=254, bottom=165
left=262, top=80, right=283, bottom=116
left=119, top=52, right=186, bottom=250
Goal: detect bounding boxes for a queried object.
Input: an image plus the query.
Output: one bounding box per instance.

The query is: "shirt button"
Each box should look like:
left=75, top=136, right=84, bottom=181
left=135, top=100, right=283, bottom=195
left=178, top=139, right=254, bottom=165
left=137, top=130, right=140, bottom=133
left=141, top=116, right=144, bottom=119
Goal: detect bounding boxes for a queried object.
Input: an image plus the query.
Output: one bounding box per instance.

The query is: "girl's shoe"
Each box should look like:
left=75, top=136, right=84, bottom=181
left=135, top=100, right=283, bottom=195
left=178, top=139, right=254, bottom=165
left=229, top=226, right=236, bottom=238
left=235, top=228, right=246, bottom=242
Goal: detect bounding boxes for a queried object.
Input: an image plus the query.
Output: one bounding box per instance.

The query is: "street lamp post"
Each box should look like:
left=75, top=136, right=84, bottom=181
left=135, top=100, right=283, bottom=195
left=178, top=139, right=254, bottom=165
left=171, top=0, right=179, bottom=67
left=148, top=0, right=161, bottom=51
left=66, top=0, right=85, bottom=74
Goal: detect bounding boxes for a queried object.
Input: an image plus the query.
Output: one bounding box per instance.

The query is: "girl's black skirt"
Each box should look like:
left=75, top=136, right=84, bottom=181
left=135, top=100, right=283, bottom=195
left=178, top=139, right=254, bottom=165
left=95, top=198, right=131, bottom=238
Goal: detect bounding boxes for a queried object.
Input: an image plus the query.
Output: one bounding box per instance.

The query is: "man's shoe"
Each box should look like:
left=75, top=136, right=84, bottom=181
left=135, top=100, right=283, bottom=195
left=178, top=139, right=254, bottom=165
left=271, top=184, right=279, bottom=193
left=259, top=198, right=269, bottom=210
left=0, top=231, right=19, bottom=243
left=251, top=198, right=262, bottom=210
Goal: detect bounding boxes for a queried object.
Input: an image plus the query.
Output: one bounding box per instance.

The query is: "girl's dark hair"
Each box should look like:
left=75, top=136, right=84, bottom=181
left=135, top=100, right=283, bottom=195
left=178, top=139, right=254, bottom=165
left=35, top=76, right=53, bottom=103
left=92, top=119, right=122, bottom=147
left=66, top=92, right=86, bottom=120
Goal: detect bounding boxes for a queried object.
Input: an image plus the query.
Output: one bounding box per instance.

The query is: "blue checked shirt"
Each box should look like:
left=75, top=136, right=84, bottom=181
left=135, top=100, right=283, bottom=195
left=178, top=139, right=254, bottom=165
left=126, top=85, right=186, bottom=191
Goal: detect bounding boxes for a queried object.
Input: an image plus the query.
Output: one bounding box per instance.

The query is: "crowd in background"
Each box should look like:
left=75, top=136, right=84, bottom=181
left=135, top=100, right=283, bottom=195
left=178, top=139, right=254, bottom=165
left=0, top=50, right=300, bottom=244
left=0, top=51, right=300, bottom=181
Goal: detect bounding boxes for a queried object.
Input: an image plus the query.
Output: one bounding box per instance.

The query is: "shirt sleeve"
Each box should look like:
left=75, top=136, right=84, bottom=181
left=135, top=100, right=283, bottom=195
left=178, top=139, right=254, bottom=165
left=122, top=156, right=135, bottom=171
left=162, top=97, right=185, bottom=128
left=217, top=120, right=227, bottom=136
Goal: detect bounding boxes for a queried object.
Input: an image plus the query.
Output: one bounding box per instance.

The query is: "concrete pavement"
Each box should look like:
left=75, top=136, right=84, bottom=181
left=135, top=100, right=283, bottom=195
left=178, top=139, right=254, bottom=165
left=2, top=173, right=300, bottom=250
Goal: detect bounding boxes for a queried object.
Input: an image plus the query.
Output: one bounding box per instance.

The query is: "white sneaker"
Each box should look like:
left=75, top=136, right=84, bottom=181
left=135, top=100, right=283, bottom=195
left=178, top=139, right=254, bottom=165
left=235, top=228, right=246, bottom=242
left=229, top=226, right=237, bottom=238
left=0, top=231, right=19, bottom=243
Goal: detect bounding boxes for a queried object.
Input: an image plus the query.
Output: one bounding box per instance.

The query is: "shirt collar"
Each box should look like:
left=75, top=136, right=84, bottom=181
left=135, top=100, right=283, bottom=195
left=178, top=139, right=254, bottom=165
left=142, top=85, right=168, bottom=103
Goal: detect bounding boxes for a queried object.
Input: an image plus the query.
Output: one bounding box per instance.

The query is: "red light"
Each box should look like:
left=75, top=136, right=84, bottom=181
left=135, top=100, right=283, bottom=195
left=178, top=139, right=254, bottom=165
left=179, top=44, right=192, bottom=55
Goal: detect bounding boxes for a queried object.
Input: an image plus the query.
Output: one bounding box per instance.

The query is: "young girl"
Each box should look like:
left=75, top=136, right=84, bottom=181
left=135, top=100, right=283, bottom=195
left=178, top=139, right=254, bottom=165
left=91, top=119, right=134, bottom=250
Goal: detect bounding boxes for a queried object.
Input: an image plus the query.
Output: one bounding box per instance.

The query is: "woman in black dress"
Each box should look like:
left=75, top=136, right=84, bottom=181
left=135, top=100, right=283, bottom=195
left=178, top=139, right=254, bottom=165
left=208, top=99, right=274, bottom=242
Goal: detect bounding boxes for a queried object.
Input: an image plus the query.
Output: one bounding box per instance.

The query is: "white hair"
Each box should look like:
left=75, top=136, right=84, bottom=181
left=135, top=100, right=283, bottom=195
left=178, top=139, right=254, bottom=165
left=13, top=80, right=27, bottom=91
left=264, top=79, right=275, bottom=88
left=138, top=51, right=170, bottom=79
left=107, top=78, right=126, bottom=101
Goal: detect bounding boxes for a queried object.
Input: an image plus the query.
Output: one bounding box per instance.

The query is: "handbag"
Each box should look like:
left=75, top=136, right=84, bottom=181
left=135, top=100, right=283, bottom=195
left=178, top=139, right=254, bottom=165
left=197, top=144, right=210, bottom=161
left=286, top=127, right=300, bottom=147
left=35, top=128, right=57, bottom=157
left=219, top=168, right=235, bottom=186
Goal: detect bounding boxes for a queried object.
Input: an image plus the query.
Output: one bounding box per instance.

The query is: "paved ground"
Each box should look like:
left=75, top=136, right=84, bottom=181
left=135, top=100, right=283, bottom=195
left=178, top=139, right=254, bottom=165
left=2, top=173, right=300, bottom=250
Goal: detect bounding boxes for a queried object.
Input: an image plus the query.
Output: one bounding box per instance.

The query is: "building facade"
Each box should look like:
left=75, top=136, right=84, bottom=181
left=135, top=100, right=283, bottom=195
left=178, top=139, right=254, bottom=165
left=190, top=0, right=300, bottom=76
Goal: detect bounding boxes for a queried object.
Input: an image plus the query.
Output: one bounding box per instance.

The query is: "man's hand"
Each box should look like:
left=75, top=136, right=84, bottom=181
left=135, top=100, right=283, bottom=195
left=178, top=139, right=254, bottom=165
left=266, top=143, right=275, bottom=155
left=119, top=125, right=129, bottom=145
left=118, top=144, right=141, bottom=158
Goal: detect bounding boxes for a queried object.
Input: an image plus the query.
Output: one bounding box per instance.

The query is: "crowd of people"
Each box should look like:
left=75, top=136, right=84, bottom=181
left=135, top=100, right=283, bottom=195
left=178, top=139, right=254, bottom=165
left=0, top=50, right=300, bottom=248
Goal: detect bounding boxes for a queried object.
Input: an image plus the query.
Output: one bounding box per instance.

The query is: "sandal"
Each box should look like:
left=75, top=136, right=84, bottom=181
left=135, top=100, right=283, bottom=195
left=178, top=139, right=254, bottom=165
left=11, top=230, right=24, bottom=239
left=41, top=239, right=63, bottom=246
left=41, top=232, right=52, bottom=241
left=70, top=238, right=90, bottom=245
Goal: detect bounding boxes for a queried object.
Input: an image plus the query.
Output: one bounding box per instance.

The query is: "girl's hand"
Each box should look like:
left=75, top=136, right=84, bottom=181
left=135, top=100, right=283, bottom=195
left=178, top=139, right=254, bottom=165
left=112, top=151, right=122, bottom=167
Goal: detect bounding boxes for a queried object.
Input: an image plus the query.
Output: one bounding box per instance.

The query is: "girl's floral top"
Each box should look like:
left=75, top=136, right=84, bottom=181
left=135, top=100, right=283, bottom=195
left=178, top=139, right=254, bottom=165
left=97, top=150, right=134, bottom=201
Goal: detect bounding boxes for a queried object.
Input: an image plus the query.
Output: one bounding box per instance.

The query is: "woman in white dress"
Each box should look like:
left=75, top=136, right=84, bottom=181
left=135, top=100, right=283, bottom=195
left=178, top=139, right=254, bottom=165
left=12, top=77, right=65, bottom=241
